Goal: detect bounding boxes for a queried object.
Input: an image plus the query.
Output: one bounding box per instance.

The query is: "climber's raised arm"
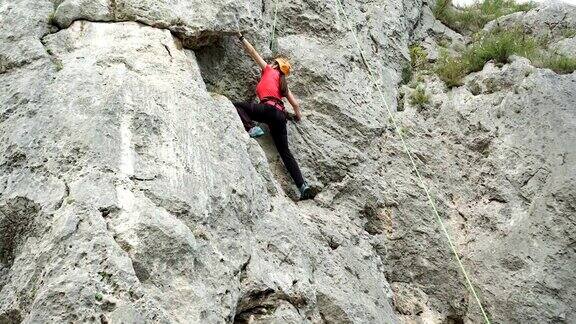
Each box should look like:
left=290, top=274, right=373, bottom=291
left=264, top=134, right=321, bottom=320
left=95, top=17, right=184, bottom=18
left=237, top=32, right=267, bottom=70
left=286, top=90, right=302, bottom=122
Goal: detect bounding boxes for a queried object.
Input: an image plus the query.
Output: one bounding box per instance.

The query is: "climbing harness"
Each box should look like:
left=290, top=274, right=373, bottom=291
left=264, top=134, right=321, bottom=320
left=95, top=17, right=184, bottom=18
left=261, top=96, right=286, bottom=111
left=333, top=0, right=491, bottom=323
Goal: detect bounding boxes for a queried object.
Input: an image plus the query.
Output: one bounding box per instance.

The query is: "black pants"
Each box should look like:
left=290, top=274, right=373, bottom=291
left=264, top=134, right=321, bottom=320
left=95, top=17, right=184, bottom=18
left=233, top=102, right=305, bottom=188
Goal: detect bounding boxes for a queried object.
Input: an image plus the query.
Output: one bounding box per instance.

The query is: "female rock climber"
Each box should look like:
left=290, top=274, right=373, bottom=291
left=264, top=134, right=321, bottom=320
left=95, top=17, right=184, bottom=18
left=233, top=32, right=313, bottom=200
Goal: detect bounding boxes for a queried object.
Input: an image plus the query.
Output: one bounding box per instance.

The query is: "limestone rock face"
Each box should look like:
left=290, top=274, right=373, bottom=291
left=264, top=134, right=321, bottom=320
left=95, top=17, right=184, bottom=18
left=397, top=55, right=576, bottom=323
left=53, top=0, right=262, bottom=48
left=1, top=18, right=270, bottom=323
left=484, top=2, right=576, bottom=42
left=1, top=1, right=575, bottom=324
left=552, top=36, right=576, bottom=56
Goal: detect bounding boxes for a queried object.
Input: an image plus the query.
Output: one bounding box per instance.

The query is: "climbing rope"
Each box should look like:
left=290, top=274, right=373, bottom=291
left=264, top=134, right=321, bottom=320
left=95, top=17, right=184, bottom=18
left=269, top=0, right=280, bottom=52
left=332, top=0, right=491, bottom=323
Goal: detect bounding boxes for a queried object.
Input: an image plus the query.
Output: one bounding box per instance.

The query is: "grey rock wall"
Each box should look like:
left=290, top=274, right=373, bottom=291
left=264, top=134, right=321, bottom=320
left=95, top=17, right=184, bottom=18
left=394, top=55, right=576, bottom=323
left=1, top=0, right=575, bottom=323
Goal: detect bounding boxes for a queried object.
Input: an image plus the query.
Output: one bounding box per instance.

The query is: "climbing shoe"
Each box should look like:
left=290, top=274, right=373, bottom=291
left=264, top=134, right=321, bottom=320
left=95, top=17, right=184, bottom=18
left=248, top=126, right=264, bottom=138
left=299, top=183, right=314, bottom=201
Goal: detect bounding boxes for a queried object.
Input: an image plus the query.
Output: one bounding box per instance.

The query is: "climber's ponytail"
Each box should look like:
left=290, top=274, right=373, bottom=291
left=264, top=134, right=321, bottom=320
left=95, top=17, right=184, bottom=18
left=280, top=73, right=289, bottom=97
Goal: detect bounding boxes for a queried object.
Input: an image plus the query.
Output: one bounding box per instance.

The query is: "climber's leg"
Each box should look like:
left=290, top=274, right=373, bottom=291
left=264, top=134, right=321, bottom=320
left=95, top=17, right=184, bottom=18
left=269, top=110, right=305, bottom=189
left=234, top=102, right=268, bottom=138
left=233, top=102, right=256, bottom=131
left=249, top=103, right=281, bottom=124
left=234, top=102, right=279, bottom=127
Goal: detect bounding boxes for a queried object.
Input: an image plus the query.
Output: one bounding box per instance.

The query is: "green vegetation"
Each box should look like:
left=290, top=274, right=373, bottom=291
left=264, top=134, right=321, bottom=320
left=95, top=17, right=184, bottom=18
left=410, top=86, right=430, bottom=108
left=410, top=45, right=428, bottom=69
left=465, top=29, right=536, bottom=72
left=562, top=28, right=576, bottom=39
left=435, top=27, right=576, bottom=86
left=428, top=0, right=576, bottom=87
left=54, top=59, right=64, bottom=71
left=434, top=0, right=535, bottom=34
left=399, top=126, right=411, bottom=136
left=533, top=54, right=576, bottom=74
left=98, top=271, right=113, bottom=280
left=437, top=37, right=451, bottom=48
left=435, top=29, right=540, bottom=87
left=435, top=52, right=468, bottom=87
left=402, top=45, right=429, bottom=85
left=48, top=13, right=57, bottom=26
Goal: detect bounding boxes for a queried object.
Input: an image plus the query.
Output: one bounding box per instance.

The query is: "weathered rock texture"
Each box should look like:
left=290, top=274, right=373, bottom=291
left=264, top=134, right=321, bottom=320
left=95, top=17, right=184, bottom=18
left=0, top=0, right=575, bottom=323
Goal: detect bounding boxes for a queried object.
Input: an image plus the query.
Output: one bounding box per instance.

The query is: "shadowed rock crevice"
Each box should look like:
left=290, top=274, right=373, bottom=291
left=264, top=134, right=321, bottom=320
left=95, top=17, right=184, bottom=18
left=317, top=292, right=352, bottom=324
left=196, top=39, right=261, bottom=103
left=0, top=197, right=42, bottom=296
left=0, top=197, right=41, bottom=268
left=233, top=287, right=308, bottom=324
left=233, top=288, right=276, bottom=323
left=0, top=309, right=22, bottom=324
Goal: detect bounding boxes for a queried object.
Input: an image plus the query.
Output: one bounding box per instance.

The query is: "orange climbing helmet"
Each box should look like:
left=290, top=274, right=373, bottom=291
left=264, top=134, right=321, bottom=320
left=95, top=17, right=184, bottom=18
left=274, top=57, right=291, bottom=75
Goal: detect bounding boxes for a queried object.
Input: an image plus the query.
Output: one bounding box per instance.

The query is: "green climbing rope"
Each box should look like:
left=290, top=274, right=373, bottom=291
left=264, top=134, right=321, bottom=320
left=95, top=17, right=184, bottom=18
left=332, top=0, right=492, bottom=323
left=269, top=0, right=280, bottom=53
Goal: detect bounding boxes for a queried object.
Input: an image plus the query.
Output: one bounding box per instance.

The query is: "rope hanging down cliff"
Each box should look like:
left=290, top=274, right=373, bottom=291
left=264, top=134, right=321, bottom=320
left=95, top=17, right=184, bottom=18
left=269, top=0, right=280, bottom=52
left=332, top=0, right=491, bottom=323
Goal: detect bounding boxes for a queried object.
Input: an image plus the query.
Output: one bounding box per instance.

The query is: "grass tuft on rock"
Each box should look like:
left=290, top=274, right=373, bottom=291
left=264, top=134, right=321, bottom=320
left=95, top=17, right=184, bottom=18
left=434, top=0, right=535, bottom=34
left=464, top=29, right=537, bottom=72
left=401, top=45, right=429, bottom=85
left=54, top=59, right=64, bottom=71
left=410, top=45, right=428, bottom=69
left=410, top=86, right=431, bottom=108
left=47, top=13, right=58, bottom=26
left=435, top=52, right=468, bottom=87
left=561, top=28, right=576, bottom=39
left=533, top=53, right=576, bottom=74
left=435, top=29, right=538, bottom=86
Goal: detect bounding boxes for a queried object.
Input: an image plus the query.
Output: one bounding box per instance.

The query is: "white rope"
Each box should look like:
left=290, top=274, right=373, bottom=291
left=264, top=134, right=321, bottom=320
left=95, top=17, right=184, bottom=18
left=333, top=0, right=491, bottom=322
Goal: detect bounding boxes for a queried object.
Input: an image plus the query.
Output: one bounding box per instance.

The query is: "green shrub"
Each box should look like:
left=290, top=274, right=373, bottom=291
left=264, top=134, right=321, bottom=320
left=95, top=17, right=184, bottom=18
left=410, top=86, right=431, bottom=108
left=479, top=0, right=535, bottom=16
left=464, top=29, right=536, bottom=72
left=561, top=28, right=576, bottom=39
left=533, top=53, right=576, bottom=74
left=432, top=0, right=575, bottom=85
left=433, top=0, right=455, bottom=26
left=48, top=13, right=57, bottom=26
left=437, top=36, right=451, bottom=48
left=434, top=0, right=535, bottom=34
left=435, top=29, right=537, bottom=86
left=54, top=59, right=64, bottom=71
left=399, top=126, right=411, bottom=136
left=410, top=45, right=428, bottom=69
left=401, top=44, right=429, bottom=85
left=435, top=51, right=468, bottom=87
